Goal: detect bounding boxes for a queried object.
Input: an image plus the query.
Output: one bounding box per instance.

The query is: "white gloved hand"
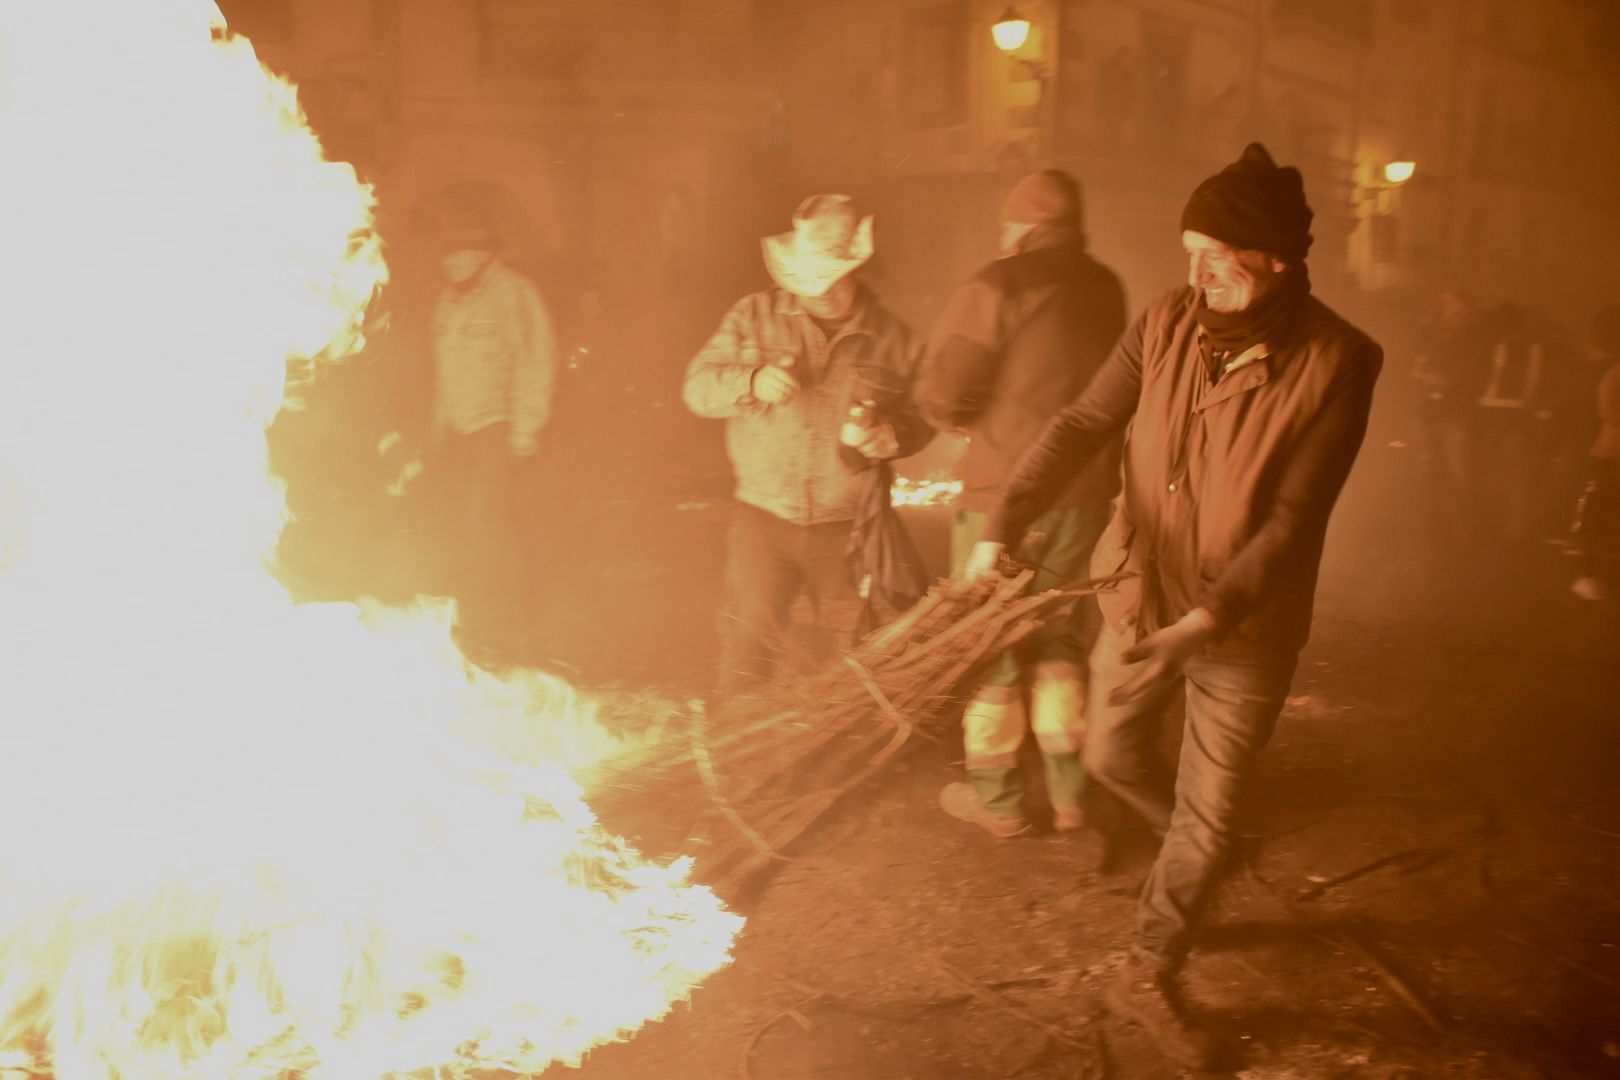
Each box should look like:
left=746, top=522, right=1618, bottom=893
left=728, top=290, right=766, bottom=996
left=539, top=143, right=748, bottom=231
left=961, top=540, right=1007, bottom=582
left=386, top=457, right=424, bottom=498
left=842, top=420, right=899, bottom=459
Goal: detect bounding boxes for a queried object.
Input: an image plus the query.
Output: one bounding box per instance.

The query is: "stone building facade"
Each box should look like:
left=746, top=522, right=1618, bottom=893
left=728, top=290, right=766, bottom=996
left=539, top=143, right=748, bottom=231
left=759, top=0, right=1620, bottom=335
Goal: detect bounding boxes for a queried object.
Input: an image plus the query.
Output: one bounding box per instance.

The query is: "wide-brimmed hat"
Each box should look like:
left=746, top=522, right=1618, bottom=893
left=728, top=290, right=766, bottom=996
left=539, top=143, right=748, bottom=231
left=762, top=194, right=874, bottom=298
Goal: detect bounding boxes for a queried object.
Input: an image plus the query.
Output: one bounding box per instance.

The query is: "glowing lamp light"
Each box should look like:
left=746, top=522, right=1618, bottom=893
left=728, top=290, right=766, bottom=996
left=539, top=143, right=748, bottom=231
left=1383, top=160, right=1417, bottom=185
left=992, top=7, right=1032, bottom=53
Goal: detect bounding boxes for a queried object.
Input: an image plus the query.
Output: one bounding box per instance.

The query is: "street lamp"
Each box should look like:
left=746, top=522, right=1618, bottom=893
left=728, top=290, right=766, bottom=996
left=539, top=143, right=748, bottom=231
left=1382, top=160, right=1416, bottom=185
left=1356, top=160, right=1419, bottom=271
left=990, top=6, right=1051, bottom=160
left=1356, top=159, right=1420, bottom=201
left=991, top=7, right=1032, bottom=53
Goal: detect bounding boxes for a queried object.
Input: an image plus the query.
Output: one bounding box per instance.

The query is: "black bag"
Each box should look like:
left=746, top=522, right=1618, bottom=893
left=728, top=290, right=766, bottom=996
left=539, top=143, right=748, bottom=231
left=845, top=461, right=930, bottom=634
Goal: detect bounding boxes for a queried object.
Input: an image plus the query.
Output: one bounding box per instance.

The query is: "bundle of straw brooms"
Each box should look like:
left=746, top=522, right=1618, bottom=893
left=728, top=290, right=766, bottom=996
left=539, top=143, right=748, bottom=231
left=589, top=569, right=1129, bottom=899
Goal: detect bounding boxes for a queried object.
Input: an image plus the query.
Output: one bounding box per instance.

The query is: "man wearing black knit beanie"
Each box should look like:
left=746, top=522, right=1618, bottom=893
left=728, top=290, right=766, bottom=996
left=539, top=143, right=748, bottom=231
left=963, top=143, right=1383, bottom=1069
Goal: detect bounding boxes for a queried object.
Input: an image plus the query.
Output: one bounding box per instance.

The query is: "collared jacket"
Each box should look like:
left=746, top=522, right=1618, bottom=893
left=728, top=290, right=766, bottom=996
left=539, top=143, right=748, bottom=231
left=432, top=258, right=556, bottom=449
left=683, top=286, right=932, bottom=525
left=988, top=285, right=1382, bottom=659
left=917, top=225, right=1127, bottom=512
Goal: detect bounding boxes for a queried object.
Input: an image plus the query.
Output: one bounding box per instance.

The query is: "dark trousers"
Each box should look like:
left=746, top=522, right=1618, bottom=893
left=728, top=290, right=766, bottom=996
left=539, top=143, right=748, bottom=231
left=1415, top=405, right=1470, bottom=536
left=1472, top=416, right=1538, bottom=542
left=1085, top=625, right=1297, bottom=971
left=432, top=424, right=533, bottom=643
left=714, top=502, right=862, bottom=702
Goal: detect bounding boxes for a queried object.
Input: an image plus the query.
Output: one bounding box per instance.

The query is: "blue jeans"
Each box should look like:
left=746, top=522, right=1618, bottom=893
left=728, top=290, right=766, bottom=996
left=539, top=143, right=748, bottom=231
left=1085, top=625, right=1297, bottom=971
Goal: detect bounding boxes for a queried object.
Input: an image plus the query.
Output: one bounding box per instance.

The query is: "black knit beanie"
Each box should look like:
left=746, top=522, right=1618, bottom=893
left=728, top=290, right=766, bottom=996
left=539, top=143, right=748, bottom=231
left=1181, top=143, right=1314, bottom=264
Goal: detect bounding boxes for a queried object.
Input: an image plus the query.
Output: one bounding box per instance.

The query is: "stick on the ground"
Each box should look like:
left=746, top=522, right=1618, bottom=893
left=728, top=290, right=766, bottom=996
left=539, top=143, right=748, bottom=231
left=1336, top=927, right=1446, bottom=1035
left=1495, top=927, right=1620, bottom=992
left=1245, top=853, right=1446, bottom=1034
left=930, top=956, right=1091, bottom=1051
left=739, top=993, right=823, bottom=1080
left=1294, top=846, right=1448, bottom=902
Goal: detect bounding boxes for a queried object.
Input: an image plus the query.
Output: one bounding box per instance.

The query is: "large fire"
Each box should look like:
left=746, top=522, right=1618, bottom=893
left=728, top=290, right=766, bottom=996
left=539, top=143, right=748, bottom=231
left=0, top=4, right=738, bottom=1077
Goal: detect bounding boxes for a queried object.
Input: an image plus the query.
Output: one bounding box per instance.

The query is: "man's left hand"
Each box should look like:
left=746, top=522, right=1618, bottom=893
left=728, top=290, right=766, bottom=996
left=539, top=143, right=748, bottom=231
left=509, top=431, right=539, bottom=457
left=1108, top=608, right=1219, bottom=707
left=846, top=421, right=899, bottom=459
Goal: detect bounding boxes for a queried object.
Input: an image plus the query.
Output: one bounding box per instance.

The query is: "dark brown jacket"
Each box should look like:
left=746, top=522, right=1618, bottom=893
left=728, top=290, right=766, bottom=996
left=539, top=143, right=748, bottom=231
left=917, top=226, right=1127, bottom=512
left=988, top=285, right=1382, bottom=659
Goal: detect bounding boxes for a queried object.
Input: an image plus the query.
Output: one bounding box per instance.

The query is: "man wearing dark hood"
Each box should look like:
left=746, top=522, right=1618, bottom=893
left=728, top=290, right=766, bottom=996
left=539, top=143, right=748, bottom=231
left=917, top=170, right=1127, bottom=838
left=966, top=144, right=1383, bottom=1068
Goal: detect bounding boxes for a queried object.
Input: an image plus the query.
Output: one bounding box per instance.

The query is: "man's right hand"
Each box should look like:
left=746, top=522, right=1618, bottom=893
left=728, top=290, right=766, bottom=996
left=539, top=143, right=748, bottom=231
left=1108, top=608, right=1218, bottom=706
left=751, top=365, right=800, bottom=405
left=962, top=540, right=1006, bottom=582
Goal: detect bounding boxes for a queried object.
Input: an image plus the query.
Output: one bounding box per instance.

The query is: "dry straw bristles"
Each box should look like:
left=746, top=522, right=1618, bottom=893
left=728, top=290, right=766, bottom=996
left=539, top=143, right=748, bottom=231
left=591, top=569, right=1131, bottom=898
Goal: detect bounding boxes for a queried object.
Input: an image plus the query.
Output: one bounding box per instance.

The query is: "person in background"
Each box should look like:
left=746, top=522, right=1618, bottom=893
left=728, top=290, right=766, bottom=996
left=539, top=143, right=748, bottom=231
left=1468, top=302, right=1562, bottom=544
left=1537, top=305, right=1609, bottom=548
left=1571, top=303, right=1620, bottom=601
left=429, top=201, right=556, bottom=658
left=917, top=169, right=1127, bottom=837
left=966, top=144, right=1382, bottom=1069
left=1411, top=289, right=1479, bottom=537
left=683, top=195, right=931, bottom=711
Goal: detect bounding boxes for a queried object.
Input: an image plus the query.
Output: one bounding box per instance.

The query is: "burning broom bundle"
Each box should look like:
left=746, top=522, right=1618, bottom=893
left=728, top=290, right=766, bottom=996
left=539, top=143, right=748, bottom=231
left=589, top=568, right=1130, bottom=898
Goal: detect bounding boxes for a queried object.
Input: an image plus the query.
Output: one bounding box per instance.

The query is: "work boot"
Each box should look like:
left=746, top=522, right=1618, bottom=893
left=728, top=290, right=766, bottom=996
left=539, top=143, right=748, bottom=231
left=1052, top=803, right=1086, bottom=832
left=1105, top=956, right=1219, bottom=1070
left=939, top=782, right=1029, bottom=838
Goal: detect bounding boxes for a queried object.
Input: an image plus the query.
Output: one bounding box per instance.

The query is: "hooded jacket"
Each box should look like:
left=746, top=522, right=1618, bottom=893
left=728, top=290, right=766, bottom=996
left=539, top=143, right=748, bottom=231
left=917, top=225, right=1126, bottom=512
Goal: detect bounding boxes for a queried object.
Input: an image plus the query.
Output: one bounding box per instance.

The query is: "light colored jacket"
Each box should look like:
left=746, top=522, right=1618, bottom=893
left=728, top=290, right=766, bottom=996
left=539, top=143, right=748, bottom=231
left=683, top=287, right=931, bottom=525
left=432, top=258, right=555, bottom=451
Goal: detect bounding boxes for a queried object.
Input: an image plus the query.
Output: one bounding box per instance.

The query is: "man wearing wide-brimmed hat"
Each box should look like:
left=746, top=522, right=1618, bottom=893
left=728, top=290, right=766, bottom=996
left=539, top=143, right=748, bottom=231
left=684, top=194, right=932, bottom=705
left=969, top=144, right=1383, bottom=1069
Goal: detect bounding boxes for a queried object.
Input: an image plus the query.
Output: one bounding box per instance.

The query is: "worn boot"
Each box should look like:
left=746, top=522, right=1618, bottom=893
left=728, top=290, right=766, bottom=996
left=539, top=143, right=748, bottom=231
left=939, top=782, right=1030, bottom=838
left=1105, top=956, right=1219, bottom=1070
left=1044, top=751, right=1088, bottom=832
left=1052, top=803, right=1087, bottom=832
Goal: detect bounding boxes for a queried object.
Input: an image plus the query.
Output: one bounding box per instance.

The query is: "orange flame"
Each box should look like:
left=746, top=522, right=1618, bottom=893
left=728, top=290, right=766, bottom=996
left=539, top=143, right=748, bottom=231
left=0, top=4, right=739, bottom=1076
left=890, top=476, right=963, bottom=509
